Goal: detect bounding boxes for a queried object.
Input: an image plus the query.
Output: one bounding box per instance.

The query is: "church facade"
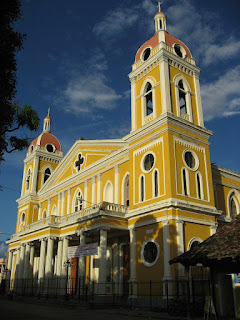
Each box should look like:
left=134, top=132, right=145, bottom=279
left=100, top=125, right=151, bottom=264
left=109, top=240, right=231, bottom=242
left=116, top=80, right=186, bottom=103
left=6, top=7, right=240, bottom=297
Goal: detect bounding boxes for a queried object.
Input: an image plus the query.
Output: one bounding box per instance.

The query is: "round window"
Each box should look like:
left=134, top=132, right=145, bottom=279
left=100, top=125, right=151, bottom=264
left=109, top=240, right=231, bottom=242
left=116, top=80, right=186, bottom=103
left=143, top=153, right=155, bottom=172
left=142, top=48, right=151, bottom=61
left=174, top=44, right=185, bottom=58
left=46, top=144, right=54, bottom=153
left=141, top=240, right=159, bottom=267
left=183, top=150, right=199, bottom=170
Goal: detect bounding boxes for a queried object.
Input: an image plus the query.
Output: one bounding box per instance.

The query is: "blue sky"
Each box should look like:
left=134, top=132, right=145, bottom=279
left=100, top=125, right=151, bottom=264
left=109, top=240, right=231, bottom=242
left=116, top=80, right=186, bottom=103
left=0, top=0, right=240, bottom=256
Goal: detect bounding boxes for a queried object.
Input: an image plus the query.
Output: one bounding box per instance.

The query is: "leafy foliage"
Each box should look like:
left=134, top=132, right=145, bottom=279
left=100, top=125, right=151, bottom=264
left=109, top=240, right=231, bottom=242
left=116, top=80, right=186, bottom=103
left=0, top=0, right=40, bottom=162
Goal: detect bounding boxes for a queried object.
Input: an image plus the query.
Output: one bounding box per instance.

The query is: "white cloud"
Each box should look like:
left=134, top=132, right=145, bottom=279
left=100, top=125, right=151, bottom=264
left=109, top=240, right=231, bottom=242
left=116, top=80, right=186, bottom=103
left=201, top=65, right=240, bottom=121
left=166, top=0, right=240, bottom=66
left=0, top=242, right=7, bottom=258
left=54, top=50, right=123, bottom=116
left=64, top=74, right=121, bottom=114
left=93, top=0, right=155, bottom=40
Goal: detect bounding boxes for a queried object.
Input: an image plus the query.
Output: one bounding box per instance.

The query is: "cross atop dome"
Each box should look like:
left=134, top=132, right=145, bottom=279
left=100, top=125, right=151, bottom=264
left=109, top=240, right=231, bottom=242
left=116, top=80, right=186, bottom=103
left=43, top=109, right=51, bottom=132
left=157, top=2, right=162, bottom=12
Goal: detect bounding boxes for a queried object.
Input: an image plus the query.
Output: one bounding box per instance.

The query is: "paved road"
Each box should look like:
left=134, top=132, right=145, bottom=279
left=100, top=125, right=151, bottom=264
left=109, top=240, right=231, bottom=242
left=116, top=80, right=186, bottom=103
left=0, top=297, right=182, bottom=320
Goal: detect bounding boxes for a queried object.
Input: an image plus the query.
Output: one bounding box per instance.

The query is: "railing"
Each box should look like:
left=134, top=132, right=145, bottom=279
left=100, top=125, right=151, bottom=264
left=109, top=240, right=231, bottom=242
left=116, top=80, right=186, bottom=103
left=11, top=202, right=128, bottom=239
left=2, top=276, right=210, bottom=317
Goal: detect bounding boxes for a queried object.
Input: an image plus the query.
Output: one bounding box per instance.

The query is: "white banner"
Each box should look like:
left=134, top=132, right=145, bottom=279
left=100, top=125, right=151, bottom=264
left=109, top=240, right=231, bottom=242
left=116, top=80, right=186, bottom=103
left=68, top=242, right=98, bottom=258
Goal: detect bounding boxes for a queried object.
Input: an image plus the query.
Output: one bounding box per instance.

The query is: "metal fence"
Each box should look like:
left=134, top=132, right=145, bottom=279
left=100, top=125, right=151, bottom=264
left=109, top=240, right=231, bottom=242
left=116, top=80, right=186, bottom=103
left=2, top=276, right=210, bottom=317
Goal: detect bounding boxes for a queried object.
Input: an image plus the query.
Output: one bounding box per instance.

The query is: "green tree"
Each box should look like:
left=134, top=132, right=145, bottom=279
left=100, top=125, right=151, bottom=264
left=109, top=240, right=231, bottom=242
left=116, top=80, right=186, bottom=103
left=0, top=0, right=40, bottom=163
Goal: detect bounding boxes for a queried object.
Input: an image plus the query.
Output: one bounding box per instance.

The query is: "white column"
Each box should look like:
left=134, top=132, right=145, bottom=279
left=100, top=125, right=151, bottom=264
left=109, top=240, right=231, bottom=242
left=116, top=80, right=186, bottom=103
left=31, top=156, right=40, bottom=193
left=113, top=240, right=119, bottom=294
left=79, top=233, right=86, bottom=278
left=210, top=223, right=218, bottom=235
left=92, top=177, right=96, bottom=204
left=159, top=55, right=171, bottom=113
left=38, top=238, right=47, bottom=280
left=18, top=244, right=26, bottom=279
left=84, top=180, right=88, bottom=208
left=21, top=164, right=27, bottom=196
left=97, top=174, right=101, bottom=203
left=162, top=220, right=171, bottom=278
left=61, top=191, right=65, bottom=216
left=38, top=203, right=42, bottom=220
left=129, top=228, right=137, bottom=296
left=56, top=238, right=63, bottom=276
left=114, top=166, right=119, bottom=204
left=61, top=237, right=70, bottom=276
left=119, top=244, right=124, bottom=295
left=30, top=244, right=35, bottom=277
left=7, top=250, right=13, bottom=272
left=130, top=77, right=136, bottom=131
left=176, top=220, right=185, bottom=277
left=7, top=250, right=13, bottom=282
left=67, top=189, right=71, bottom=214
left=57, top=193, right=61, bottom=216
left=23, top=243, right=31, bottom=279
left=47, top=198, right=50, bottom=217
left=45, top=238, right=54, bottom=278
left=15, top=248, right=21, bottom=279
left=98, top=229, right=107, bottom=294
left=193, top=71, right=204, bottom=126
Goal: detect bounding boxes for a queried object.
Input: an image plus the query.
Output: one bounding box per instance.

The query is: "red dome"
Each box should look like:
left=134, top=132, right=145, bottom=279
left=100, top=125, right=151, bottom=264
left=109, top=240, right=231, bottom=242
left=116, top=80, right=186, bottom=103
left=28, top=132, right=61, bottom=153
left=135, top=31, right=192, bottom=63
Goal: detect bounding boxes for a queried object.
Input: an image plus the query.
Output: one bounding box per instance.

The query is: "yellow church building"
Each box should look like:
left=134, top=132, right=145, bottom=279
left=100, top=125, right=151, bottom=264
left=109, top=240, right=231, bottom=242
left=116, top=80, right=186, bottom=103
left=6, top=6, right=240, bottom=302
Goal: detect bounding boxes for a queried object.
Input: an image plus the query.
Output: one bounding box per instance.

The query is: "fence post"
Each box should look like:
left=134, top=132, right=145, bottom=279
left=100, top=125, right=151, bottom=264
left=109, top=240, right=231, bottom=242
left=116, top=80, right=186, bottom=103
left=150, top=280, right=152, bottom=311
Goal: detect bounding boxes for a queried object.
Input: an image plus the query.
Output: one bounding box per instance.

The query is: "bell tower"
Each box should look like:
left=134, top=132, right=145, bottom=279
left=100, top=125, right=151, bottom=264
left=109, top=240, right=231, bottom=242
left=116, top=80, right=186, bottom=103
left=20, top=110, right=63, bottom=197
left=129, top=4, right=204, bottom=132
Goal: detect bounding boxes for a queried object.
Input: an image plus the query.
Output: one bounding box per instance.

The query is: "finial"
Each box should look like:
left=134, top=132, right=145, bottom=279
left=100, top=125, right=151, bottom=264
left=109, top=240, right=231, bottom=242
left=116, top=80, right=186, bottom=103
left=47, top=108, right=50, bottom=117
left=157, top=2, right=162, bottom=12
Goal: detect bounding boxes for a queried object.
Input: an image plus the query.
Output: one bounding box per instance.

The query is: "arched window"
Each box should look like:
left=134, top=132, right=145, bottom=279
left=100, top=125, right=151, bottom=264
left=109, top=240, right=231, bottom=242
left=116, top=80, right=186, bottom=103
left=42, top=209, right=47, bottom=219
left=43, top=167, right=51, bottom=183
left=26, top=169, right=31, bottom=191
left=174, top=76, right=193, bottom=122
left=124, top=175, right=129, bottom=206
left=75, top=191, right=83, bottom=212
left=51, top=205, right=56, bottom=216
left=144, top=82, right=153, bottom=116
left=182, top=168, right=189, bottom=196
left=178, top=80, right=187, bottom=115
left=140, top=175, right=145, bottom=202
left=103, top=181, right=113, bottom=203
left=229, top=193, right=239, bottom=218
left=196, top=172, right=203, bottom=200
left=153, top=170, right=159, bottom=197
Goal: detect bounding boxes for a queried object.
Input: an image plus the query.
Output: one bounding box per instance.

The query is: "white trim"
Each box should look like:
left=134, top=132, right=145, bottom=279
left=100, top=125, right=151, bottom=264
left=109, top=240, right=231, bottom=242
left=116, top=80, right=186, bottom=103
left=173, top=74, right=193, bottom=122
left=97, top=174, right=101, bottom=203
left=181, top=167, right=190, bottom=196
left=114, top=166, right=119, bottom=204
left=187, top=237, right=203, bottom=251
left=41, top=164, right=53, bottom=186
left=196, top=171, right=204, bottom=200
left=92, top=176, right=96, bottom=205
left=121, top=172, right=130, bottom=206
left=139, top=174, right=145, bottom=203
left=152, top=169, right=159, bottom=198
left=159, top=55, right=171, bottom=113
left=140, top=46, right=152, bottom=62
left=25, top=166, right=32, bottom=193
left=103, top=180, right=113, bottom=203
left=140, top=77, right=156, bottom=126
left=140, top=238, right=160, bottom=267
left=131, top=78, right=136, bottom=131
left=182, top=149, right=199, bottom=171
left=51, top=204, right=57, bottom=216
left=227, top=190, right=240, bottom=218
left=84, top=180, right=88, bottom=209
left=141, top=151, right=156, bottom=173
left=72, top=188, right=83, bottom=213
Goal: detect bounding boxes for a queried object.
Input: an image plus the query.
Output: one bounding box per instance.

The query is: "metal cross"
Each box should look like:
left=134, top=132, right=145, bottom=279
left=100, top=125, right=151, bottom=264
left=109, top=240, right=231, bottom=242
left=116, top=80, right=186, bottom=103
left=157, top=2, right=162, bottom=12
left=75, top=153, right=84, bottom=171
left=48, top=108, right=50, bottom=117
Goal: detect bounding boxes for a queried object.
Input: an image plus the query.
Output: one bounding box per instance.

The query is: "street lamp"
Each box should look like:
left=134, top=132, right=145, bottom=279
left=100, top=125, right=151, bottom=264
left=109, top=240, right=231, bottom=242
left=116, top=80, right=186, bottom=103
left=63, top=259, right=74, bottom=300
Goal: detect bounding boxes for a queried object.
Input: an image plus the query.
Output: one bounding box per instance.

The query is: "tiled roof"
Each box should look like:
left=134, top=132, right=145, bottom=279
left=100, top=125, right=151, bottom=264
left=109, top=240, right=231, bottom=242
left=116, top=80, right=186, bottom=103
left=170, top=214, right=240, bottom=267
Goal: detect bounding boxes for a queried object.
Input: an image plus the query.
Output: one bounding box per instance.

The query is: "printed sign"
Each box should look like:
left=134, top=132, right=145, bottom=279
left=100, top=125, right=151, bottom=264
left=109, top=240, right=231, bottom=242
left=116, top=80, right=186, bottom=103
left=68, top=242, right=98, bottom=258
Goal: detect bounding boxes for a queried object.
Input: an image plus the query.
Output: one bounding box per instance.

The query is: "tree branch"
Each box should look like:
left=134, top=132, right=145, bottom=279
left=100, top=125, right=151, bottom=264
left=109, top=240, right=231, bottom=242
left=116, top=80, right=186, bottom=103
left=5, top=124, right=21, bottom=133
